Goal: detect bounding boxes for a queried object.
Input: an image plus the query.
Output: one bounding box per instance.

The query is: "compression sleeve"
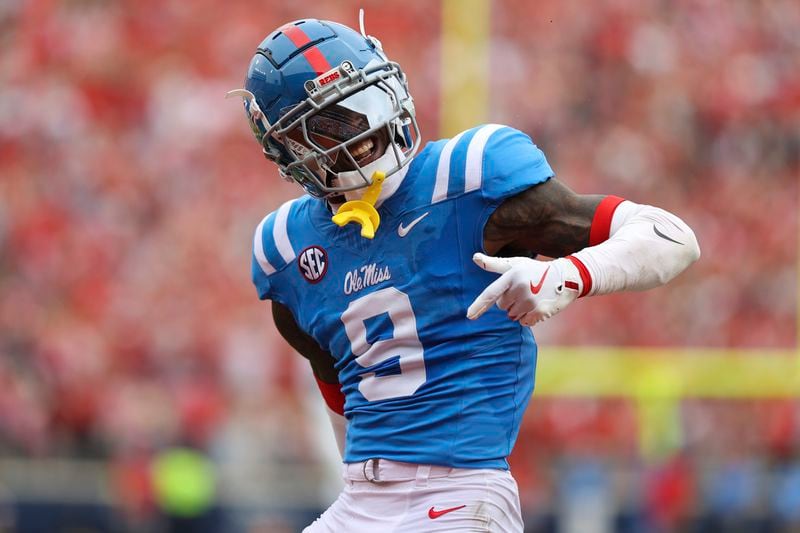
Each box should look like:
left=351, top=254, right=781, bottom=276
left=567, top=199, right=700, bottom=296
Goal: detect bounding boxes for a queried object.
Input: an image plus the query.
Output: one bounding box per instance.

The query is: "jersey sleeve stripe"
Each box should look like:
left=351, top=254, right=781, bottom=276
left=446, top=127, right=480, bottom=201
left=273, top=199, right=297, bottom=264
left=431, top=130, right=467, bottom=204
left=253, top=214, right=276, bottom=275
left=464, top=124, right=505, bottom=194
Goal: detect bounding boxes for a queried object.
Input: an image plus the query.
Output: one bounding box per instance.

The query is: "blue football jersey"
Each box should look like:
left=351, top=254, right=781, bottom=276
left=252, top=125, right=554, bottom=469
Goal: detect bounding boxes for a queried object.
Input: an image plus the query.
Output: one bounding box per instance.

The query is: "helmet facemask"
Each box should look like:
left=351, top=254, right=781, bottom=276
left=264, top=59, right=421, bottom=199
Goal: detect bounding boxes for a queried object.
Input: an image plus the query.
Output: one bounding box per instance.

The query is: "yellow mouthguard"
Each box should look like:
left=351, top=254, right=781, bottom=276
left=331, top=171, right=386, bottom=239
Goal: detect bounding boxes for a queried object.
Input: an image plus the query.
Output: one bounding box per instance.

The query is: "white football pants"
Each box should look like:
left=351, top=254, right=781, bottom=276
left=302, top=458, right=524, bottom=532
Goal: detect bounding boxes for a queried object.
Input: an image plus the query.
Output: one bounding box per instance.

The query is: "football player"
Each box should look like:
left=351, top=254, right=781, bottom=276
left=229, top=17, right=700, bottom=533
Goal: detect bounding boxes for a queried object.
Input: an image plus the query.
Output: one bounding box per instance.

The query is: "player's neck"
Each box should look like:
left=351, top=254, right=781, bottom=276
left=374, top=163, right=410, bottom=207
left=326, top=163, right=411, bottom=212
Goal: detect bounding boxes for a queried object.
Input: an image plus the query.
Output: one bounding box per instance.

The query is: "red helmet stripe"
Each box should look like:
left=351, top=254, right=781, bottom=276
left=281, top=24, right=333, bottom=75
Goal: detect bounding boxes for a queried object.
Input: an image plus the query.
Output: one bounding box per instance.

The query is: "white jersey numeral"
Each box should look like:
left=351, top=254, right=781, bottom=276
left=341, top=287, right=426, bottom=401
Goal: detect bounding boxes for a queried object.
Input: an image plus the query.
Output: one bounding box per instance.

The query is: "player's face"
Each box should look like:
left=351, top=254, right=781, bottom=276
left=285, top=104, right=390, bottom=179
left=280, top=80, right=402, bottom=198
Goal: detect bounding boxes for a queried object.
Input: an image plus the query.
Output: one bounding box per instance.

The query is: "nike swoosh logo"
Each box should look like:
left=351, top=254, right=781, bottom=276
left=529, top=266, right=550, bottom=295
left=398, top=211, right=429, bottom=237
left=428, top=505, right=466, bottom=519
left=653, top=224, right=684, bottom=245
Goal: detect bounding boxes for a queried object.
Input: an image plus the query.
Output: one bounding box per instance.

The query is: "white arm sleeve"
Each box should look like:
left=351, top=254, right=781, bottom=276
left=571, top=201, right=700, bottom=295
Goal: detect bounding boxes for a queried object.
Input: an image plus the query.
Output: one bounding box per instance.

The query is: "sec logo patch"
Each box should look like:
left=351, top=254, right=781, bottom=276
left=298, top=245, right=328, bottom=284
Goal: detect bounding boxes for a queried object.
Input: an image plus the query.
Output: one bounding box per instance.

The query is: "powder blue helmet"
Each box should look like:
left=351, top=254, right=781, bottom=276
left=228, top=17, right=421, bottom=199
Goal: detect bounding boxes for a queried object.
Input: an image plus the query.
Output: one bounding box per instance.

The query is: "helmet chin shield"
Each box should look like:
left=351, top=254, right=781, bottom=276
left=266, top=59, right=421, bottom=198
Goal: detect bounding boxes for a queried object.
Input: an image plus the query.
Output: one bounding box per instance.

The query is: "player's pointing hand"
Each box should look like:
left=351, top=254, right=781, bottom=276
left=467, top=253, right=582, bottom=326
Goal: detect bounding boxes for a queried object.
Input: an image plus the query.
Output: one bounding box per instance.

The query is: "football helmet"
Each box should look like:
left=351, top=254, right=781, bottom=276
left=228, top=18, right=421, bottom=199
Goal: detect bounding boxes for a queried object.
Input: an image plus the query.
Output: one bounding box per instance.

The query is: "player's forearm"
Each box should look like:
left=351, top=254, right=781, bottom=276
left=568, top=198, right=700, bottom=296
left=316, top=377, right=347, bottom=457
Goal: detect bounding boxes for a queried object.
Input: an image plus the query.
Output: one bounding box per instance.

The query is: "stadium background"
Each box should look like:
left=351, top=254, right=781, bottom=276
left=1, top=0, right=798, bottom=531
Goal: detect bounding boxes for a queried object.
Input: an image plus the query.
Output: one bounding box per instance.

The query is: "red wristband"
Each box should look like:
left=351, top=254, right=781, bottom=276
left=566, top=256, right=593, bottom=297
left=589, top=195, right=625, bottom=246
left=315, top=376, right=345, bottom=416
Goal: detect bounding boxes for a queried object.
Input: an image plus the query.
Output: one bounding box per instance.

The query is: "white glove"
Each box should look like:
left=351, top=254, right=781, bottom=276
left=466, top=253, right=582, bottom=326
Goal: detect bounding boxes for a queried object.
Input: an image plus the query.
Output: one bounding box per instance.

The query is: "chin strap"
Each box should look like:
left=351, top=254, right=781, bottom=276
left=331, top=171, right=385, bottom=239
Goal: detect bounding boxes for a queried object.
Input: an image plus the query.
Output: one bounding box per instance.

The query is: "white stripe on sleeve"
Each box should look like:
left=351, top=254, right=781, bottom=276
left=273, top=199, right=297, bottom=264
left=253, top=214, right=276, bottom=275
left=431, top=130, right=467, bottom=203
left=464, top=124, right=504, bottom=194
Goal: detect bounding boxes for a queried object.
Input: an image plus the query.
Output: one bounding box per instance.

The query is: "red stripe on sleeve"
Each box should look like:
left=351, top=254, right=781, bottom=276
left=315, top=376, right=345, bottom=416
left=589, top=195, right=626, bottom=246
left=566, top=256, right=593, bottom=297
left=281, top=25, right=332, bottom=75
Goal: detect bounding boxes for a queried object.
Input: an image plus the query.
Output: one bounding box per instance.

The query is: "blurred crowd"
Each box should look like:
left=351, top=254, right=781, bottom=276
left=0, top=0, right=799, bottom=531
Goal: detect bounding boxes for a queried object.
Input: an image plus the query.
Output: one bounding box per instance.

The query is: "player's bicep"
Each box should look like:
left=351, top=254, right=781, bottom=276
left=272, top=301, right=339, bottom=384
left=484, top=178, right=604, bottom=257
